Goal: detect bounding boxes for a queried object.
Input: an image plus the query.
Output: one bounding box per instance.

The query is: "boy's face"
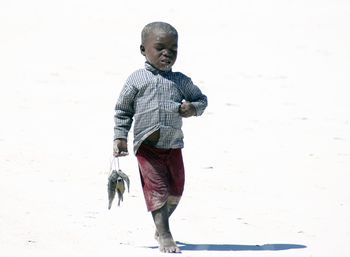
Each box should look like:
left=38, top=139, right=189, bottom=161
left=140, top=30, right=178, bottom=71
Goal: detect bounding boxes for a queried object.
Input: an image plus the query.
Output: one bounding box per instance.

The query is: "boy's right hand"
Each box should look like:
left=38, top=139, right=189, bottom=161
left=113, top=139, right=129, bottom=157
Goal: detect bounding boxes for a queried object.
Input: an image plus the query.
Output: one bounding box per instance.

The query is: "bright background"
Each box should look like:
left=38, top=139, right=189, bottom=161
left=1, top=1, right=349, bottom=256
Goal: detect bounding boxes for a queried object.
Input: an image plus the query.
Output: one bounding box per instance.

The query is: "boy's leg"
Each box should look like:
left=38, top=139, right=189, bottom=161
left=136, top=145, right=184, bottom=253
left=152, top=203, right=181, bottom=253
left=167, top=195, right=181, bottom=216
left=154, top=196, right=180, bottom=240
left=153, top=149, right=184, bottom=251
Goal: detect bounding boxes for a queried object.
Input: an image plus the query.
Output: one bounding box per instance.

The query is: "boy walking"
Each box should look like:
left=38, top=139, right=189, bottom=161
left=113, top=21, right=207, bottom=253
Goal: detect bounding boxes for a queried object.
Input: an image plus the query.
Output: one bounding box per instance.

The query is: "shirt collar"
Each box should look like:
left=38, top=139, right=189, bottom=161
left=145, top=62, right=172, bottom=75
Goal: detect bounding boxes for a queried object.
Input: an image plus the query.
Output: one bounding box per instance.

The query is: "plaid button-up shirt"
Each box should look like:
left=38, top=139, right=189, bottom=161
left=114, top=62, right=208, bottom=154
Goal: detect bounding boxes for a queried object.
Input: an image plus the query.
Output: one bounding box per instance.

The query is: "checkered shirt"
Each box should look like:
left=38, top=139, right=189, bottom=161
left=114, top=62, right=208, bottom=154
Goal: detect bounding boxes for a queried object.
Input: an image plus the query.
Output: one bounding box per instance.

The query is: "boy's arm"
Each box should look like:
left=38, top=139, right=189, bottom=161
left=113, top=82, right=137, bottom=155
left=181, top=78, right=208, bottom=116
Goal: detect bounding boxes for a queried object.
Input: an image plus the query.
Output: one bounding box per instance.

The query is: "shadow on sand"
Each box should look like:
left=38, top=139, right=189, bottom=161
left=175, top=241, right=306, bottom=251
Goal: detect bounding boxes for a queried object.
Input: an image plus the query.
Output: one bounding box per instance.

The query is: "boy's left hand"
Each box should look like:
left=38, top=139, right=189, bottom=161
left=179, top=101, right=197, bottom=118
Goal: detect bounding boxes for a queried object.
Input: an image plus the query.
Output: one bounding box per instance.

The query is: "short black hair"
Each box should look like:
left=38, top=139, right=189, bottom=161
left=141, top=21, right=178, bottom=44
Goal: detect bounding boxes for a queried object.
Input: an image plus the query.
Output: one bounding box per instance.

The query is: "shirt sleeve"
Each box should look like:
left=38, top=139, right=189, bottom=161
left=181, top=78, right=208, bottom=116
left=114, top=81, right=138, bottom=140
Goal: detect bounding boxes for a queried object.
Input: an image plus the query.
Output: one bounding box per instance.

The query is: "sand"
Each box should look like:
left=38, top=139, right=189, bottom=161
left=1, top=0, right=350, bottom=256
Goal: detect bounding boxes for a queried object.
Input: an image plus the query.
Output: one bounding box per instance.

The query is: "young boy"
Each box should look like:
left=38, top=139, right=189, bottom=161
left=113, top=21, right=207, bottom=253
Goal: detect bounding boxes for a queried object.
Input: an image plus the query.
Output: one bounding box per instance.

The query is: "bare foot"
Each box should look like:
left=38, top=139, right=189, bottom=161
left=158, top=232, right=181, bottom=253
left=152, top=204, right=181, bottom=253
left=154, top=202, right=178, bottom=242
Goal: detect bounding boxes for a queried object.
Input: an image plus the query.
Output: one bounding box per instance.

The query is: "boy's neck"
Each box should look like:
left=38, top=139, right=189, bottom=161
left=145, top=61, right=172, bottom=74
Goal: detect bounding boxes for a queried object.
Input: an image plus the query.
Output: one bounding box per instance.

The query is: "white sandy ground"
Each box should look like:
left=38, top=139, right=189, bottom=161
left=1, top=0, right=350, bottom=256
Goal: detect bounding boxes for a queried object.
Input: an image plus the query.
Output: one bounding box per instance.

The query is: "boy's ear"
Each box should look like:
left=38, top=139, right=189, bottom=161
left=140, top=45, right=146, bottom=56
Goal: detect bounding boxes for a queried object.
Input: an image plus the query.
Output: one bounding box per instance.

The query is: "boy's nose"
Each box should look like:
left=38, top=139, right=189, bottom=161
left=162, top=49, right=171, bottom=57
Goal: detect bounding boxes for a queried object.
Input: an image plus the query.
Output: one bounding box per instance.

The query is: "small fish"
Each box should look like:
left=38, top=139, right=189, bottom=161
left=116, top=177, right=125, bottom=206
left=108, top=169, right=130, bottom=209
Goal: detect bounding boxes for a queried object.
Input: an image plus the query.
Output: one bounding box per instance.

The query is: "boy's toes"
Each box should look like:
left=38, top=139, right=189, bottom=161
left=173, top=246, right=181, bottom=253
left=160, top=246, right=181, bottom=253
left=158, top=234, right=181, bottom=253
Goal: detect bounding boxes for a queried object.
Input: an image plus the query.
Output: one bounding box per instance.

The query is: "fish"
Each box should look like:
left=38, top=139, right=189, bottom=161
left=108, top=169, right=130, bottom=209
left=116, top=177, right=125, bottom=206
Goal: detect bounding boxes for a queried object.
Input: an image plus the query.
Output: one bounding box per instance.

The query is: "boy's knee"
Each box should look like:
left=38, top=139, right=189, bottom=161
left=167, top=195, right=181, bottom=205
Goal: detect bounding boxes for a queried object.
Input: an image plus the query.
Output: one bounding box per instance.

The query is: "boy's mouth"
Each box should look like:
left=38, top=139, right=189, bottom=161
left=158, top=58, right=173, bottom=71
left=160, top=57, right=172, bottom=63
left=161, top=60, right=171, bottom=65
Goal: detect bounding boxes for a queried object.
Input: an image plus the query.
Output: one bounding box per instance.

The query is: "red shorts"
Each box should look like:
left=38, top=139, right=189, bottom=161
left=136, top=144, right=185, bottom=212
